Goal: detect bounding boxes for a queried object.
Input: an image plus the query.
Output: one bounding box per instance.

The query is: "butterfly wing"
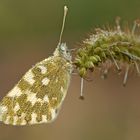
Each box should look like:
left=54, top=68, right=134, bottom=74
left=0, top=56, right=72, bottom=125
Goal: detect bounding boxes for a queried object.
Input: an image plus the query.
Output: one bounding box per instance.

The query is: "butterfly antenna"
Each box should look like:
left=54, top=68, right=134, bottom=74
left=134, top=61, right=140, bottom=76
left=58, top=6, right=68, bottom=46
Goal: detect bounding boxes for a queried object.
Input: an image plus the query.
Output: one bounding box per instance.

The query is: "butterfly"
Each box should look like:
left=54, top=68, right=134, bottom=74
left=0, top=6, right=73, bottom=125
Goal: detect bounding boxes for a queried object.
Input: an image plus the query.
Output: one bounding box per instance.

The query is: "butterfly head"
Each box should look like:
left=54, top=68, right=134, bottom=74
left=54, top=43, right=72, bottom=61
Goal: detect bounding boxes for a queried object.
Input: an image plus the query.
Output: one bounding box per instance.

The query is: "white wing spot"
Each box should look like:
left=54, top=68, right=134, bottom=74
left=24, top=69, right=35, bottom=85
left=21, top=113, right=26, bottom=118
left=43, top=95, right=49, bottom=102
left=43, top=57, right=53, bottom=63
left=37, top=65, right=47, bottom=74
left=30, top=113, right=37, bottom=124
left=51, top=108, right=56, bottom=120
left=42, top=77, right=50, bottom=86
left=13, top=103, right=20, bottom=112
left=13, top=116, right=18, bottom=125
left=61, top=86, right=64, bottom=92
left=0, top=106, right=8, bottom=121
left=21, top=119, right=27, bottom=125
left=26, top=91, right=37, bottom=105
left=42, top=115, right=47, bottom=123
left=7, top=86, right=22, bottom=97
left=37, top=98, right=43, bottom=103
left=0, top=106, right=8, bottom=115
left=5, top=116, right=10, bottom=124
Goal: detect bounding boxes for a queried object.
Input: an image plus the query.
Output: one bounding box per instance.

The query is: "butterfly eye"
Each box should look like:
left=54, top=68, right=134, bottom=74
left=66, top=48, right=70, bottom=54
left=61, top=46, right=65, bottom=52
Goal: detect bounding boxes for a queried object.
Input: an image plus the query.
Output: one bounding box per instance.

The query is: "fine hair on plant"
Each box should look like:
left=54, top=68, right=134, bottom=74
left=73, top=18, right=140, bottom=98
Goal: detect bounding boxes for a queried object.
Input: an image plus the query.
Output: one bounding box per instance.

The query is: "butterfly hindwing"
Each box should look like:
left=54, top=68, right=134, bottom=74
left=0, top=45, right=72, bottom=125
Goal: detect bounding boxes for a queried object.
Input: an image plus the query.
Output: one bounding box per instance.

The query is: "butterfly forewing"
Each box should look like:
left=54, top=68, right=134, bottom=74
left=0, top=44, right=72, bottom=125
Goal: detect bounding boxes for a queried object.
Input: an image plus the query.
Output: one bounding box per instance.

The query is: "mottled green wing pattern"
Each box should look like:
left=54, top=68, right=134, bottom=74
left=0, top=44, right=72, bottom=125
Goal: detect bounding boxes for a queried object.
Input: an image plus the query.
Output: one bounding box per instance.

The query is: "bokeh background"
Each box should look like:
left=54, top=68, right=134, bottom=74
left=0, top=0, right=140, bottom=140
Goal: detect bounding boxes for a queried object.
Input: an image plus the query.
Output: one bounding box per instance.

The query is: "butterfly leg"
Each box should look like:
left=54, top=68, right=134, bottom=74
left=79, top=78, right=84, bottom=100
left=123, top=65, right=129, bottom=86
left=134, top=61, right=140, bottom=76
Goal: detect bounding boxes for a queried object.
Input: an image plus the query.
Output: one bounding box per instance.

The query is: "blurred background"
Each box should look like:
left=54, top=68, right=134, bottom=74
left=0, top=0, right=140, bottom=140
